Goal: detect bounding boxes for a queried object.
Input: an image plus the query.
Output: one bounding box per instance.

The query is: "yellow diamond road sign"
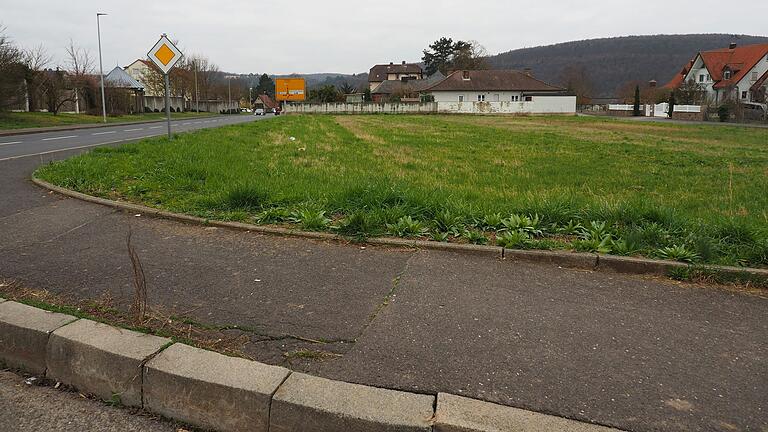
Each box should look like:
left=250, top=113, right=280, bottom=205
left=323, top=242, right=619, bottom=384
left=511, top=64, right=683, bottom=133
left=148, top=34, right=183, bottom=74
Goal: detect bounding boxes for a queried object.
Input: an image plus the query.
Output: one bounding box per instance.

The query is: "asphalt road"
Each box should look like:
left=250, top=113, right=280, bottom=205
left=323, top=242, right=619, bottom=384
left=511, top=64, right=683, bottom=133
left=0, top=114, right=766, bottom=432
left=0, top=114, right=266, bottom=161
left=0, top=370, right=182, bottom=432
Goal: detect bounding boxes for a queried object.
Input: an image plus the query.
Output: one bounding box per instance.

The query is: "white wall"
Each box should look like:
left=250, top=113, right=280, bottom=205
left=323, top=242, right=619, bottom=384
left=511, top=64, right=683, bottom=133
left=736, top=54, right=768, bottom=102
left=435, top=96, right=576, bottom=114
left=431, top=91, right=524, bottom=103
left=284, top=97, right=576, bottom=115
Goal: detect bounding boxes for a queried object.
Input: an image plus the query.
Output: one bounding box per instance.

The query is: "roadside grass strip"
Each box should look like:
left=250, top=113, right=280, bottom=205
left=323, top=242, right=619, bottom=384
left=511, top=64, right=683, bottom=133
left=35, top=114, right=768, bottom=268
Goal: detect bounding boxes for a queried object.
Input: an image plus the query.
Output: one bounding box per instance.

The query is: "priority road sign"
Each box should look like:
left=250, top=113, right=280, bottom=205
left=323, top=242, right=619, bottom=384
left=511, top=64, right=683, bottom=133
left=147, top=34, right=183, bottom=74
left=147, top=34, right=184, bottom=139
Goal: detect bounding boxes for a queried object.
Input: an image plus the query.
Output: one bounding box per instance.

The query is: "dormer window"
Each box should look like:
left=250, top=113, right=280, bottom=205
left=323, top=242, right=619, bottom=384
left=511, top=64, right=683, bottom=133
left=724, top=69, right=732, bottom=80
left=462, top=71, right=470, bottom=80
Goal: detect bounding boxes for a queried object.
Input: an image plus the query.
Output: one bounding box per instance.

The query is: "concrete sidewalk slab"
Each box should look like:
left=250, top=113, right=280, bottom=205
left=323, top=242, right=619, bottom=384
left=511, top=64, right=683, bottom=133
left=270, top=373, right=434, bottom=432
left=318, top=250, right=768, bottom=432
left=0, top=209, right=413, bottom=342
left=46, top=319, right=170, bottom=407
left=144, top=343, right=290, bottom=432
left=0, top=301, right=76, bottom=374
left=434, top=393, right=624, bottom=432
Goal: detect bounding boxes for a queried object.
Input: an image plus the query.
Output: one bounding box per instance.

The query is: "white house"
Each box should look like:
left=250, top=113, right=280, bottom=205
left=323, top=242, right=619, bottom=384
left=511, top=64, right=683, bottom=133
left=423, top=70, right=576, bottom=114
left=124, top=59, right=158, bottom=96
left=666, top=43, right=768, bottom=105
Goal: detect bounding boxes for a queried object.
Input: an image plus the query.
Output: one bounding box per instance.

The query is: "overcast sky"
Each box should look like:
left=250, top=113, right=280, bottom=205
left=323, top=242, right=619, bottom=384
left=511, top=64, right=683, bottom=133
left=3, top=1, right=767, bottom=75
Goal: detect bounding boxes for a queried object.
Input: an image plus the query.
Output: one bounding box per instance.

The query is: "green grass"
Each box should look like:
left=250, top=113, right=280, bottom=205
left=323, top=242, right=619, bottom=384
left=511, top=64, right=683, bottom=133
left=35, top=114, right=768, bottom=268
left=0, top=111, right=217, bottom=130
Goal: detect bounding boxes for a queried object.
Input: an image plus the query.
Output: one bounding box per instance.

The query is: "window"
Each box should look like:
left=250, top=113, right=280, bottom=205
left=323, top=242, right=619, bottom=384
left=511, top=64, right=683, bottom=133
left=724, top=70, right=732, bottom=80
left=511, top=95, right=519, bottom=102
left=458, top=95, right=464, bottom=102
left=462, top=71, right=470, bottom=80
left=742, top=91, right=748, bottom=99
left=706, top=74, right=710, bottom=81
left=477, top=94, right=485, bottom=102
left=753, top=71, right=759, bottom=81
left=699, top=74, right=705, bottom=82
left=524, top=96, right=533, bottom=102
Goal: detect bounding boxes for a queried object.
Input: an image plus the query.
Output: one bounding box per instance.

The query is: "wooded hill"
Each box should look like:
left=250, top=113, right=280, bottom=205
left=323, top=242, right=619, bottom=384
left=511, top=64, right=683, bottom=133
left=487, top=34, right=768, bottom=97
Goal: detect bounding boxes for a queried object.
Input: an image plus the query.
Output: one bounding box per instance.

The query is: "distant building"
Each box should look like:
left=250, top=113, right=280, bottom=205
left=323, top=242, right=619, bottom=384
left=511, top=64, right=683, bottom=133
left=253, top=94, right=277, bottom=111
left=666, top=43, right=768, bottom=105
left=345, top=93, right=364, bottom=103
left=368, top=62, right=423, bottom=91
left=371, top=72, right=444, bottom=103
left=423, top=69, right=575, bottom=114
left=124, top=59, right=155, bottom=95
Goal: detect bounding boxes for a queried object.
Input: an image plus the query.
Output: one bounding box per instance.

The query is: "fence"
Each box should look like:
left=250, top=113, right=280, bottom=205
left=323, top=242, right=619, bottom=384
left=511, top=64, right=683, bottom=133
left=285, top=97, right=577, bottom=115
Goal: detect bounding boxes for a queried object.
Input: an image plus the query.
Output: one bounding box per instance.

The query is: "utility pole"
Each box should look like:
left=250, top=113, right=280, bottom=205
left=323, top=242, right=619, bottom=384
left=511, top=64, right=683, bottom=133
left=227, top=78, right=232, bottom=114
left=194, top=60, right=199, bottom=113
left=96, top=13, right=108, bottom=123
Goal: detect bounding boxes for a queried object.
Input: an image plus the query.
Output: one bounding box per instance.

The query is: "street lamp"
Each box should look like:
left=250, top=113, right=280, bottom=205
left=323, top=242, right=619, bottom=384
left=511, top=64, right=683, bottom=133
left=225, top=75, right=236, bottom=114
left=96, top=13, right=108, bottom=123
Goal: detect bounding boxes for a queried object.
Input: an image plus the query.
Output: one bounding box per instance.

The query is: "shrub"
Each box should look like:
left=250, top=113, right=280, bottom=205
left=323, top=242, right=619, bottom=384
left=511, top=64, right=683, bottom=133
left=496, top=230, right=532, bottom=249
left=386, top=216, right=428, bottom=238
left=656, top=245, right=700, bottom=263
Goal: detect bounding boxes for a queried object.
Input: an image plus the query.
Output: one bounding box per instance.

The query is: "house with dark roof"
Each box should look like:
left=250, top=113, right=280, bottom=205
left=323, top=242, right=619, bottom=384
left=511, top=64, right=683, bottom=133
left=368, top=62, right=423, bottom=91
left=666, top=43, right=768, bottom=105
left=371, top=72, right=444, bottom=103
left=423, top=70, right=576, bottom=114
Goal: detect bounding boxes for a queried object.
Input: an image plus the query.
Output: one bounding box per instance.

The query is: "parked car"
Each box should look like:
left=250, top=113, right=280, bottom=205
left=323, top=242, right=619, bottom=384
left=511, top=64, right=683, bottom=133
left=741, top=102, right=767, bottom=121
left=253, top=108, right=265, bottom=116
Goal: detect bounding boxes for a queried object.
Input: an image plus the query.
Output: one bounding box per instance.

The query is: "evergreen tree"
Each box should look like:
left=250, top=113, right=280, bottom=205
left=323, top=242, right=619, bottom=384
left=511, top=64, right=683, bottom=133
left=422, top=37, right=455, bottom=76
left=668, top=91, right=676, bottom=118
left=255, top=73, right=275, bottom=98
left=633, top=85, right=641, bottom=116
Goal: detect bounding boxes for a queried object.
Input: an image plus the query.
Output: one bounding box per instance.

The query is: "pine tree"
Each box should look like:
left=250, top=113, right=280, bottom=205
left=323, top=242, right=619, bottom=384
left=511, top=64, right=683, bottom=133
left=633, top=85, right=641, bottom=116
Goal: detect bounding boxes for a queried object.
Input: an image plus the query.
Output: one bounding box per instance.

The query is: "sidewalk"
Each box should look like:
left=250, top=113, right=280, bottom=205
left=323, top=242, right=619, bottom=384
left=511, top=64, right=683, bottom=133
left=2, top=149, right=767, bottom=432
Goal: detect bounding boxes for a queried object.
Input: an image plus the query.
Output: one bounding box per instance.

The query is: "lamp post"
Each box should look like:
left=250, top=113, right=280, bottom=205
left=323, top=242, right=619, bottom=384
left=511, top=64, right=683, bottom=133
left=194, top=60, right=199, bottom=113
left=225, top=75, right=237, bottom=114
left=96, top=13, right=108, bottom=123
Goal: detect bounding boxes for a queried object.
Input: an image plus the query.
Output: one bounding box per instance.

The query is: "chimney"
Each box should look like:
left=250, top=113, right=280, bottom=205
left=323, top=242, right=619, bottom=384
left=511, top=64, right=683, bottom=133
left=390, top=62, right=394, bottom=65
left=402, top=61, right=406, bottom=65
left=729, top=42, right=737, bottom=50
left=523, top=68, right=532, bottom=77
left=648, top=80, right=657, bottom=88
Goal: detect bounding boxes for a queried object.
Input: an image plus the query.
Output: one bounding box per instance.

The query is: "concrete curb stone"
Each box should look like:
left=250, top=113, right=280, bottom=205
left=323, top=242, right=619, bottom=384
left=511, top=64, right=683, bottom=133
left=504, top=249, right=598, bottom=270
left=46, top=319, right=170, bottom=407
left=32, top=177, right=768, bottom=284
left=596, top=254, right=687, bottom=275
left=433, top=393, right=627, bottom=432
left=270, top=372, right=435, bottom=432
left=0, top=301, right=76, bottom=374
left=143, top=343, right=290, bottom=432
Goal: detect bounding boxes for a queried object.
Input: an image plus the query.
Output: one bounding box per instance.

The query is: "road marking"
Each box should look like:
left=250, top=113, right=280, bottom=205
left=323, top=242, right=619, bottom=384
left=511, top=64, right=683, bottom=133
left=194, top=121, right=202, bottom=124
left=0, top=134, right=163, bottom=162
left=0, top=141, right=22, bottom=147
left=182, top=122, right=191, bottom=125
left=42, top=135, right=77, bottom=141
left=92, top=131, right=116, bottom=135
left=124, top=128, right=144, bottom=132
left=149, top=126, right=162, bottom=129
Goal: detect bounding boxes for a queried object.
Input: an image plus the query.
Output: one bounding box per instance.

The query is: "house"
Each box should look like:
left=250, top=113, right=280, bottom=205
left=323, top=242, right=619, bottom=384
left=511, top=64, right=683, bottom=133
left=371, top=72, right=445, bottom=103
left=423, top=70, right=576, bottom=114
left=253, top=94, right=277, bottom=111
left=105, top=66, right=146, bottom=114
left=666, top=43, right=768, bottom=105
left=368, top=62, right=423, bottom=91
left=124, top=59, right=155, bottom=95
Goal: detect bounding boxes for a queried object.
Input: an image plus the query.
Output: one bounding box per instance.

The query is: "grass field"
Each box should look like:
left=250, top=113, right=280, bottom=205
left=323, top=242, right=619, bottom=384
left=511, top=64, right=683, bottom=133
left=36, top=114, right=768, bottom=267
left=0, top=111, right=216, bottom=130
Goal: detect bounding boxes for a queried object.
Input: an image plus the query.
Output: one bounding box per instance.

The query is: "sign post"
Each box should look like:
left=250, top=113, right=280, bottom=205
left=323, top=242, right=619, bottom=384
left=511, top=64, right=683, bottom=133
left=147, top=34, right=183, bottom=140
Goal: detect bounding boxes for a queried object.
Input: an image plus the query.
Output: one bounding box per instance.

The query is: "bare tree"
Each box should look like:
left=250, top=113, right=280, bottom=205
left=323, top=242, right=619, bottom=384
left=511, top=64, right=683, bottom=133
left=560, top=65, right=594, bottom=105
left=39, top=67, right=75, bottom=115
left=22, top=44, right=51, bottom=111
left=65, top=39, right=95, bottom=113
left=0, top=26, right=27, bottom=110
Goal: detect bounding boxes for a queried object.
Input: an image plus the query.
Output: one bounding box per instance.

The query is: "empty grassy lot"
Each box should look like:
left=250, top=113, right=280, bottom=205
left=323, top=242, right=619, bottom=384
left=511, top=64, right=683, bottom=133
left=36, top=114, right=768, bottom=268
left=0, top=111, right=215, bottom=130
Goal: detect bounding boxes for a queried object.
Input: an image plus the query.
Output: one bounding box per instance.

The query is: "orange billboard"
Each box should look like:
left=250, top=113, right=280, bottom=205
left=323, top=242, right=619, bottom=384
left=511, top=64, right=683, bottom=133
left=275, top=78, right=306, bottom=101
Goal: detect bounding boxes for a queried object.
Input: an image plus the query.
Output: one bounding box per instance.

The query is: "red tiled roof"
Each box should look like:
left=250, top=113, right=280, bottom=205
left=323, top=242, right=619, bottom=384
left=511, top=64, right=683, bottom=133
left=424, top=70, right=564, bottom=92
left=752, top=69, right=768, bottom=92
left=257, top=94, right=277, bottom=109
left=666, top=44, right=768, bottom=89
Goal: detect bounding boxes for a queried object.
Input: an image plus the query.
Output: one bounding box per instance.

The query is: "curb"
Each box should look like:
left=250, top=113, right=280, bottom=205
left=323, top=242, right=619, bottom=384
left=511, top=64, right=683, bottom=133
left=30, top=177, right=768, bottom=284
left=0, top=115, right=222, bottom=137
left=0, top=300, right=628, bottom=432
